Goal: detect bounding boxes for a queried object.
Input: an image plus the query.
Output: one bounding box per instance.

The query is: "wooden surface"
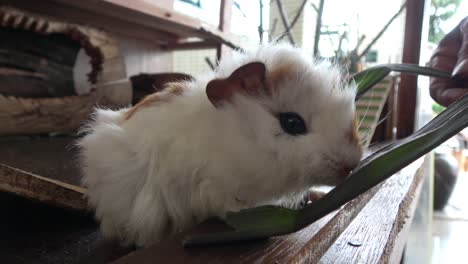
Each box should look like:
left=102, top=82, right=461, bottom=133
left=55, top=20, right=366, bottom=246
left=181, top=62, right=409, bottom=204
left=1, top=0, right=238, bottom=50
left=112, top=158, right=427, bottom=263
left=0, top=138, right=135, bottom=264
left=0, top=137, right=87, bottom=210
left=320, top=157, right=426, bottom=263
left=0, top=191, right=102, bottom=264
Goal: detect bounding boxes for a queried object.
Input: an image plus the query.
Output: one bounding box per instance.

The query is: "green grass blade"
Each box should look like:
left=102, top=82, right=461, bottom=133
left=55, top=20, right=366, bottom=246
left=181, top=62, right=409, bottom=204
left=184, top=206, right=299, bottom=246
left=352, top=66, right=391, bottom=100
left=353, top=64, right=452, bottom=100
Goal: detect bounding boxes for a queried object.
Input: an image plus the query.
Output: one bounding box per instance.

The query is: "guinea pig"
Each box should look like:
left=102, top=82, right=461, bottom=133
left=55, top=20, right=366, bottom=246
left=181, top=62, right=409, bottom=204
left=78, top=43, right=363, bottom=247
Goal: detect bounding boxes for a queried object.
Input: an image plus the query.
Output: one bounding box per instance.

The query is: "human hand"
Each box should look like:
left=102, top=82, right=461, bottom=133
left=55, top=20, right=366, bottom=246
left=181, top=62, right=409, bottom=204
left=429, top=17, right=468, bottom=107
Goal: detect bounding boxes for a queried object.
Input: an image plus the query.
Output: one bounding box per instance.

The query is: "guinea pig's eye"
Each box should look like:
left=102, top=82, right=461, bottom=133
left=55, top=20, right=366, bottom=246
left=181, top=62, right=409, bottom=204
left=277, top=112, right=307, bottom=135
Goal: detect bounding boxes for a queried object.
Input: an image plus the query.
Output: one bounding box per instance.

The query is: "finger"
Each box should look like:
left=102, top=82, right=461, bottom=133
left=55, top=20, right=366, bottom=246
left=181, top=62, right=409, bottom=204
left=430, top=55, right=458, bottom=72
left=430, top=80, right=468, bottom=106
left=430, top=20, right=462, bottom=67
left=438, top=88, right=468, bottom=106
left=454, top=17, right=468, bottom=79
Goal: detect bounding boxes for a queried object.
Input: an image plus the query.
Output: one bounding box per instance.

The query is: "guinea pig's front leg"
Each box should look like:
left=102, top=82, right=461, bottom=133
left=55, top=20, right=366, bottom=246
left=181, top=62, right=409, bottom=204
left=191, top=179, right=253, bottom=220
left=127, top=184, right=171, bottom=247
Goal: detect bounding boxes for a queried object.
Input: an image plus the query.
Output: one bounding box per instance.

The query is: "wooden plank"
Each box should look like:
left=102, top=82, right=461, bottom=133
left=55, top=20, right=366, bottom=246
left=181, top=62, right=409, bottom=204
left=0, top=163, right=87, bottom=210
left=112, top=159, right=426, bottom=263
left=319, top=157, right=426, bottom=263
left=216, top=0, right=233, bottom=59
left=0, top=137, right=80, bottom=185
left=0, top=190, right=110, bottom=264
left=112, top=214, right=338, bottom=264
left=162, top=40, right=219, bottom=51
left=0, top=137, right=87, bottom=210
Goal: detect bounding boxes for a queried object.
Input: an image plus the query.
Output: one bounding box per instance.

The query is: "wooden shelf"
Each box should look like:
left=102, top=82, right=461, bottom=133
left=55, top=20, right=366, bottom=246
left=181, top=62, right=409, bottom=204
left=1, top=0, right=238, bottom=50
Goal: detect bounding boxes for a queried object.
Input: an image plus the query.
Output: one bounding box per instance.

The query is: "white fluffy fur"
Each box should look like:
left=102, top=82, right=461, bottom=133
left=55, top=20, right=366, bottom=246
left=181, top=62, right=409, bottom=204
left=78, top=43, right=362, bottom=246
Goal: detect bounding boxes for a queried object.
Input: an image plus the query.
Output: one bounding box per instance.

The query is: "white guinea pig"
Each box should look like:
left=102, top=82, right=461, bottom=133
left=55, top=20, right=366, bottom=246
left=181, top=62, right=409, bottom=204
left=78, top=43, right=363, bottom=247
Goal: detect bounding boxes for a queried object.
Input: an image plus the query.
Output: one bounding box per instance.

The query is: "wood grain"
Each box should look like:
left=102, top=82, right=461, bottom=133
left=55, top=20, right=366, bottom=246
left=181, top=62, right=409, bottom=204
left=0, top=83, right=132, bottom=136
left=0, top=137, right=81, bottom=185
left=0, top=163, right=87, bottom=211
left=0, top=137, right=87, bottom=210
left=319, top=158, right=426, bottom=263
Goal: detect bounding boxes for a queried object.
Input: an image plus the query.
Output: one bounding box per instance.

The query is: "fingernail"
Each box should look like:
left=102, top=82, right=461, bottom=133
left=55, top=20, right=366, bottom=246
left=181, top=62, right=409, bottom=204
left=453, top=59, right=468, bottom=80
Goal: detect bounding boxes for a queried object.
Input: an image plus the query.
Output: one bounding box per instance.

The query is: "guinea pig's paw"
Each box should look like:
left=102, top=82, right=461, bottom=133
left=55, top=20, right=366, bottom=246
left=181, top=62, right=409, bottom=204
left=306, top=189, right=328, bottom=202
left=298, top=188, right=330, bottom=208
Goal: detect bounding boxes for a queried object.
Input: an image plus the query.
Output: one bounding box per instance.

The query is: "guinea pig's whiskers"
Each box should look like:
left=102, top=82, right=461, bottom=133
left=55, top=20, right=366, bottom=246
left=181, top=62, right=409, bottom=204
left=357, top=89, right=375, bottom=131
left=359, top=111, right=392, bottom=141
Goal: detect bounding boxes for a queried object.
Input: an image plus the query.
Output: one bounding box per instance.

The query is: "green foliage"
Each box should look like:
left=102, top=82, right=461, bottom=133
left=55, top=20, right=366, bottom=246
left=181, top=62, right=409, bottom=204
left=429, top=0, right=462, bottom=43
left=183, top=64, right=465, bottom=246
left=432, top=102, right=447, bottom=115
left=353, top=64, right=451, bottom=100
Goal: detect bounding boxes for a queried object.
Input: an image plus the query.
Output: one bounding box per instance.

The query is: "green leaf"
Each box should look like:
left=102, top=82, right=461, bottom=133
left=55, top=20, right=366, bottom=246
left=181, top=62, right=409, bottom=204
left=184, top=206, right=299, bottom=245
left=352, top=66, right=391, bottom=99
left=353, top=64, right=452, bottom=100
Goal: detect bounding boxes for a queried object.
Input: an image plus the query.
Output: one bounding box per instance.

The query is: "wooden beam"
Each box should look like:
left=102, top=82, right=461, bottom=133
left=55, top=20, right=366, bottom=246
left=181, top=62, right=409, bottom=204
left=1, top=0, right=237, bottom=46
left=0, top=163, right=87, bottom=210
left=396, top=0, right=425, bottom=138
left=162, top=40, right=219, bottom=51
left=0, top=0, right=179, bottom=44
left=216, top=0, right=233, bottom=60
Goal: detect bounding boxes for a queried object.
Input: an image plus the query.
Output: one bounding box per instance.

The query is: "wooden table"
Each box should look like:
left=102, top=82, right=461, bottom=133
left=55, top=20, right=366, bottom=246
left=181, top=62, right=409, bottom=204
left=112, top=157, right=428, bottom=264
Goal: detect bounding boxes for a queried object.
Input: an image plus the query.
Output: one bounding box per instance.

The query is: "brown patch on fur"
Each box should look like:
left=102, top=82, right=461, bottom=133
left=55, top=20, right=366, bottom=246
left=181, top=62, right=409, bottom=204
left=349, top=116, right=361, bottom=145
left=124, top=82, right=186, bottom=120
left=206, top=62, right=267, bottom=107
left=266, top=62, right=299, bottom=90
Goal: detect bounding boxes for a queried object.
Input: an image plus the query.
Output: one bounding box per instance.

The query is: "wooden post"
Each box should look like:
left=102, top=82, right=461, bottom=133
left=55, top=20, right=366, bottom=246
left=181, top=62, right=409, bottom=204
left=217, top=0, right=233, bottom=60
left=396, top=0, right=425, bottom=138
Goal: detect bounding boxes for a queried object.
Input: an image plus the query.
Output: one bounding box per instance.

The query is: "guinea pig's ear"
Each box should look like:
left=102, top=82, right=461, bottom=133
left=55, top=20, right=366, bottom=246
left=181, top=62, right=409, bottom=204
left=206, top=62, right=266, bottom=107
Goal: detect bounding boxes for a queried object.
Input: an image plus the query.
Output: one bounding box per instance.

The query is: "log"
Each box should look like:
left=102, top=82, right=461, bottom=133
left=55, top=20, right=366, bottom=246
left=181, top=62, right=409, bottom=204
left=0, top=6, right=132, bottom=135
left=0, top=80, right=132, bottom=136
left=0, top=27, right=80, bottom=65
left=0, top=27, right=81, bottom=97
